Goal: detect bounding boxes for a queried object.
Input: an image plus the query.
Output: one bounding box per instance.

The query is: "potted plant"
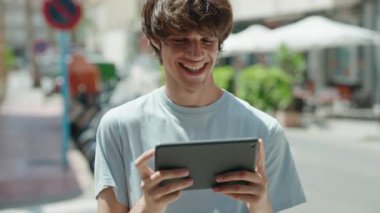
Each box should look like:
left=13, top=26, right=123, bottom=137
left=275, top=44, right=306, bottom=86
left=236, top=64, right=300, bottom=127
left=274, top=44, right=307, bottom=126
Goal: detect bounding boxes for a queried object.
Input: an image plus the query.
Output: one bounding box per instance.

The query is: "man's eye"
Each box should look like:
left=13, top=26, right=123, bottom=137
left=173, top=39, right=186, bottom=44
left=202, top=38, right=215, bottom=44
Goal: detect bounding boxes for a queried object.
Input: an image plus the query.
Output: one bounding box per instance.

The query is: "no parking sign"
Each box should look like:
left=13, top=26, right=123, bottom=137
left=42, top=0, right=82, bottom=30
left=41, top=0, right=82, bottom=169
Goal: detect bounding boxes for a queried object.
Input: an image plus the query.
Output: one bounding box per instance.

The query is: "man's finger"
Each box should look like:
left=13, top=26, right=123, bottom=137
left=256, top=139, right=266, bottom=175
left=135, top=149, right=155, bottom=179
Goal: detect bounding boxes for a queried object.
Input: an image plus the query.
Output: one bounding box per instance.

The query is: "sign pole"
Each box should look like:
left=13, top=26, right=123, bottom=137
left=42, top=0, right=82, bottom=169
left=59, top=31, right=70, bottom=169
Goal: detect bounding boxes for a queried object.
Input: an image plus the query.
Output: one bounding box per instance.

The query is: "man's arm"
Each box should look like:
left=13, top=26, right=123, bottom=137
left=97, top=150, right=193, bottom=213
left=97, top=187, right=129, bottom=213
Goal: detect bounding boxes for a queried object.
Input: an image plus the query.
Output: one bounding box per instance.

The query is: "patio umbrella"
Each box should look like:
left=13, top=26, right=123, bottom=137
left=273, top=15, right=380, bottom=51
left=222, top=25, right=279, bottom=56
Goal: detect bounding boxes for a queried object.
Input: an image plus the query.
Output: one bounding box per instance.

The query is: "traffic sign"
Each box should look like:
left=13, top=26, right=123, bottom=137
left=42, top=0, right=82, bottom=31
left=33, top=40, right=49, bottom=54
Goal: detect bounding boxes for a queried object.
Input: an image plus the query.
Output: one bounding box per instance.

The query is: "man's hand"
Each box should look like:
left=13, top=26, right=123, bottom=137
left=212, top=139, right=273, bottom=213
left=132, top=149, right=193, bottom=213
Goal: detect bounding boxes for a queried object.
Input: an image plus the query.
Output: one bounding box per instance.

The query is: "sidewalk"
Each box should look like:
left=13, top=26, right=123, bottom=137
left=0, top=71, right=96, bottom=212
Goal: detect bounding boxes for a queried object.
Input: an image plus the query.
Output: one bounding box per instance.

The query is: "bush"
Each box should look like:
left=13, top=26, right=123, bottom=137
left=212, top=66, right=234, bottom=93
left=5, top=47, right=15, bottom=70
left=275, top=44, right=306, bottom=85
left=236, top=65, right=293, bottom=113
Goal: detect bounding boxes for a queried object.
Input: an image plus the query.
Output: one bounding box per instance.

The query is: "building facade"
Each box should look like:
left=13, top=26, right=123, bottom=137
left=4, top=0, right=50, bottom=60
left=82, top=0, right=380, bottom=106
left=84, top=0, right=141, bottom=75
left=230, top=0, right=380, bottom=107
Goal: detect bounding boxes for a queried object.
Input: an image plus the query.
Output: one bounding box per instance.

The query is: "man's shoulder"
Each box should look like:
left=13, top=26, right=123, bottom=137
left=226, top=92, right=278, bottom=126
left=114, top=89, right=160, bottom=112
left=102, top=89, right=160, bottom=123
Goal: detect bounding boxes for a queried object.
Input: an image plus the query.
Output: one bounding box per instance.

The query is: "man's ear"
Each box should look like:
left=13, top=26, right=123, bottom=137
left=150, top=39, right=160, bottom=51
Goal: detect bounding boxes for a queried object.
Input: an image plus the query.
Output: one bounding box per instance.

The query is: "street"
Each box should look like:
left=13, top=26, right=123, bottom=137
left=283, top=119, right=380, bottom=213
left=1, top=71, right=379, bottom=212
left=2, top=119, right=379, bottom=213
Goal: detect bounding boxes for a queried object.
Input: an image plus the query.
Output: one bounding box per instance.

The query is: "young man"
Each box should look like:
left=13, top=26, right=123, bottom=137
left=95, top=0, right=306, bottom=212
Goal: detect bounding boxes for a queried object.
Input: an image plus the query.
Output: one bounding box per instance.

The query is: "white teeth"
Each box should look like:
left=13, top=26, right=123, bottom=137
left=182, top=63, right=205, bottom=72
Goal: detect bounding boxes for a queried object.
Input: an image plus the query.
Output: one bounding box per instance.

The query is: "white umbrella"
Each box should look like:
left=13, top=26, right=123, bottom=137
left=273, top=16, right=380, bottom=51
left=222, top=16, right=380, bottom=54
left=222, top=25, right=279, bottom=56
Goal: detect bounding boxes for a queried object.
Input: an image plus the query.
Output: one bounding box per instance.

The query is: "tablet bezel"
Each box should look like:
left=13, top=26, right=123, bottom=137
left=154, top=137, right=259, bottom=190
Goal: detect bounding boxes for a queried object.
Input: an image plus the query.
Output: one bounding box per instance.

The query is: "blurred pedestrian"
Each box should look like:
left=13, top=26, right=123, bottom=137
left=95, top=0, right=306, bottom=212
left=68, top=52, right=100, bottom=103
left=68, top=52, right=101, bottom=139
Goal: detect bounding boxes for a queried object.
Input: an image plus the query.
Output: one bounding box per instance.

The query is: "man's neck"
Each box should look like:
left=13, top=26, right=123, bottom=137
left=164, top=85, right=223, bottom=107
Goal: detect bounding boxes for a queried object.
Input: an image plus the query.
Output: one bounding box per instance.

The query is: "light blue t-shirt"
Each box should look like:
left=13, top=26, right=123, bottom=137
left=94, top=87, right=306, bottom=212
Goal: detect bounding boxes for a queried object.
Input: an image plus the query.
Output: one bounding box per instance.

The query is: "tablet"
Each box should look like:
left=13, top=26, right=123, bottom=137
left=155, top=138, right=259, bottom=190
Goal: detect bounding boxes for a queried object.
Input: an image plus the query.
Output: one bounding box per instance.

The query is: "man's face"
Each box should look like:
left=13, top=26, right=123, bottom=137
left=158, top=31, right=219, bottom=92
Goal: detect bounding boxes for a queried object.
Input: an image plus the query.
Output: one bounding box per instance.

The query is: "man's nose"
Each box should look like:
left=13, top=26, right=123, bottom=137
left=186, top=41, right=203, bottom=59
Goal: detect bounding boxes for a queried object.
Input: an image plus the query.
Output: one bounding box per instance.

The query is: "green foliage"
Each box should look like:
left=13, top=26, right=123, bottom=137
left=275, top=44, right=306, bottom=84
left=94, top=62, right=118, bottom=82
left=5, top=47, right=15, bottom=70
left=236, top=65, right=293, bottom=112
left=212, top=66, right=234, bottom=93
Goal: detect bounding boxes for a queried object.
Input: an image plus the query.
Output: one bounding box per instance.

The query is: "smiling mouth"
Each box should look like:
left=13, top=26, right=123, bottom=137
left=180, top=63, right=207, bottom=74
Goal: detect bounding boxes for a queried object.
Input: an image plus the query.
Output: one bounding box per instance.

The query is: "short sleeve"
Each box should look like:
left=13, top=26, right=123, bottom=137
left=265, top=123, right=306, bottom=212
left=94, top=110, right=130, bottom=207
